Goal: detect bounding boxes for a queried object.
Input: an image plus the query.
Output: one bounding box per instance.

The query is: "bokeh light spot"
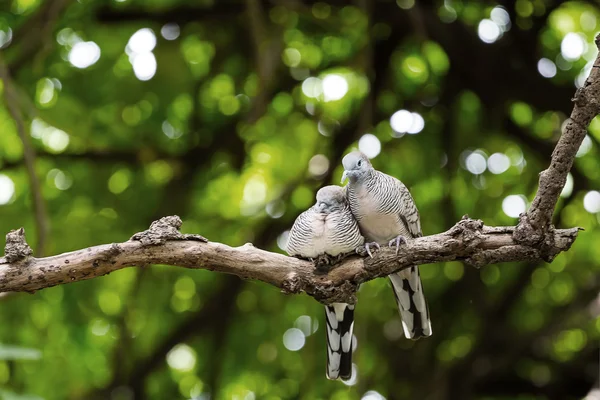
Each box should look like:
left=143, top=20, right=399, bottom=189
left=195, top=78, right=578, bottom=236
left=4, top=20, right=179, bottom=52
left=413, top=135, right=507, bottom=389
left=322, top=74, right=348, bottom=102
left=583, top=191, right=600, bottom=213
left=465, top=151, right=487, bottom=175
left=560, top=173, right=574, bottom=198
left=68, top=41, right=101, bottom=69
left=561, top=33, right=585, bottom=61
left=294, top=315, right=318, bottom=337
left=167, top=344, right=196, bottom=372
left=490, top=7, right=511, bottom=28
left=358, top=134, right=381, bottom=158
left=161, top=23, right=180, bottom=40
left=537, top=58, right=557, bottom=78
left=283, top=48, right=302, bottom=67
left=342, top=364, right=358, bottom=386
left=502, top=194, right=527, bottom=218
left=362, top=390, right=386, bottom=400
left=576, top=135, right=592, bottom=157
left=48, top=169, right=72, bottom=190
left=128, top=28, right=157, bottom=53
left=0, top=175, right=15, bottom=205
left=478, top=19, right=501, bottom=43
left=132, top=52, right=157, bottom=81
left=283, top=328, right=305, bottom=351
left=277, top=230, right=290, bottom=251
left=42, top=128, right=70, bottom=153
left=407, top=112, right=425, bottom=134
left=266, top=200, right=285, bottom=219
left=301, top=77, right=322, bottom=98
left=308, top=154, right=330, bottom=177
left=0, top=28, right=12, bottom=49
left=390, top=109, right=425, bottom=135
left=487, top=153, right=510, bottom=174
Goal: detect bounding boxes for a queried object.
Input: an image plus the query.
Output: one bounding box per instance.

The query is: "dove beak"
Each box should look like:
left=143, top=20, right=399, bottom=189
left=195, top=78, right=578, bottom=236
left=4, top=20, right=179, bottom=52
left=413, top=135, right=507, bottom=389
left=341, top=170, right=349, bottom=184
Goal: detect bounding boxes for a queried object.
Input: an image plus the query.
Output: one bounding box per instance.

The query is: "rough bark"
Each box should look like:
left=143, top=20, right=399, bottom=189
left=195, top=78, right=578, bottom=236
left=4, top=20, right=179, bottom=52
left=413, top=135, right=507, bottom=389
left=0, top=215, right=579, bottom=304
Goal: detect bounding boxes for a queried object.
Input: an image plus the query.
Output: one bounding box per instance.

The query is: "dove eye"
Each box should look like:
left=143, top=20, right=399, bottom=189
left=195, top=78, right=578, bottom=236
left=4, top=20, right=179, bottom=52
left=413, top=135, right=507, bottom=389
left=357, top=160, right=362, bottom=167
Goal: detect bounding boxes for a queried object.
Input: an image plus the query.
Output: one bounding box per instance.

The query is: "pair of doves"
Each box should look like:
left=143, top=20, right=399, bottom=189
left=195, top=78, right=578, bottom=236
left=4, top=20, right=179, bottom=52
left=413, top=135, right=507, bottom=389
left=286, top=151, right=432, bottom=381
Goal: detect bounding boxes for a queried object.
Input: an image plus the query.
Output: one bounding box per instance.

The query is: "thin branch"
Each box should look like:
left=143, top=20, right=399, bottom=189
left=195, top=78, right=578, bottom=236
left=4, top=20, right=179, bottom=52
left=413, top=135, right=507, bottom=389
left=8, top=0, right=72, bottom=73
left=244, top=0, right=284, bottom=123
left=0, top=55, right=49, bottom=257
left=515, top=36, right=600, bottom=244
left=0, top=216, right=579, bottom=304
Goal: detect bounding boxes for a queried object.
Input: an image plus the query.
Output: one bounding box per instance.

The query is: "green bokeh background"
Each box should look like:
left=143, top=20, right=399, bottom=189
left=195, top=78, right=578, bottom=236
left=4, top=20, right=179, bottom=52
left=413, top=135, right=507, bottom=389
left=0, top=0, right=598, bottom=399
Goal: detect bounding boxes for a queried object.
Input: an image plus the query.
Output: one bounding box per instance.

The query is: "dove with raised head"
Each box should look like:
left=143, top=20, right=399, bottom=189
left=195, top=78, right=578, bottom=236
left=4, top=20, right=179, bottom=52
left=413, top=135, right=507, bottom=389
left=341, top=151, right=432, bottom=340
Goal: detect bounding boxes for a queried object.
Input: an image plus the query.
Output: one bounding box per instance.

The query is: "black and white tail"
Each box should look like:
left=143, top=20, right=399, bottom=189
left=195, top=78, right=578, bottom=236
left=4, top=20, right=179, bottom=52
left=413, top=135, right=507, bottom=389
left=325, top=303, right=355, bottom=380
left=388, top=266, right=432, bottom=339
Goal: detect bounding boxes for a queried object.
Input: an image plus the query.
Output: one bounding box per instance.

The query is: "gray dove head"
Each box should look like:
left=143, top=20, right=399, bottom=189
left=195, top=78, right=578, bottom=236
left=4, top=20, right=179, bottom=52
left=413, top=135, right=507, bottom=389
left=315, top=185, right=346, bottom=213
left=341, top=151, right=372, bottom=184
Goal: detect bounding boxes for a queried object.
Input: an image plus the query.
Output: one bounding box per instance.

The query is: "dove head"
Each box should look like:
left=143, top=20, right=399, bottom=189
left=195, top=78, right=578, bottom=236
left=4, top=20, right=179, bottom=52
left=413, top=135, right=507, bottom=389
left=315, top=185, right=346, bottom=213
left=341, top=151, right=372, bottom=184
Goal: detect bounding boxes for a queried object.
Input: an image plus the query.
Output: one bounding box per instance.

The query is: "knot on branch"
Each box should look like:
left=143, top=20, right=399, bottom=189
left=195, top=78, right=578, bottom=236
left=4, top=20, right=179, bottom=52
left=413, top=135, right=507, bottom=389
left=513, top=213, right=544, bottom=247
left=448, top=216, right=485, bottom=250
left=281, top=272, right=303, bottom=295
left=3, top=228, right=33, bottom=263
left=514, top=214, right=581, bottom=262
left=130, top=216, right=207, bottom=245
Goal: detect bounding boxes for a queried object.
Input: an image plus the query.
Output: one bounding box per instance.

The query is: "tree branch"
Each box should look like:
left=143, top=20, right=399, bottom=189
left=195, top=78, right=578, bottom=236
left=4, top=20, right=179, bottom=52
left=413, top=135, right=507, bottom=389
left=0, top=216, right=579, bottom=304
left=0, top=55, right=49, bottom=257
left=515, top=35, right=600, bottom=245
left=7, top=0, right=71, bottom=73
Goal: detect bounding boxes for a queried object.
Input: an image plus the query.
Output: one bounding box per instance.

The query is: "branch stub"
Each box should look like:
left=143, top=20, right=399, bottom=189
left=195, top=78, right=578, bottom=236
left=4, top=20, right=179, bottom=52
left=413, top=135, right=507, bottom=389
left=130, top=216, right=207, bottom=245
left=3, top=228, right=33, bottom=263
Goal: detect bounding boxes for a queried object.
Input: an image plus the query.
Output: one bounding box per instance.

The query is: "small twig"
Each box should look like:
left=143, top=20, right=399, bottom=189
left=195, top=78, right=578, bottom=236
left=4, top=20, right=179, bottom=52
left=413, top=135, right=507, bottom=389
left=0, top=55, right=49, bottom=257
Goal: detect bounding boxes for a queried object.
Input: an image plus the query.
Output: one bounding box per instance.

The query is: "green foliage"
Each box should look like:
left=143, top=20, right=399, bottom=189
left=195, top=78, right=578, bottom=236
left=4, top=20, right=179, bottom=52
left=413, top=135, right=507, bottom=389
left=0, top=0, right=598, bottom=399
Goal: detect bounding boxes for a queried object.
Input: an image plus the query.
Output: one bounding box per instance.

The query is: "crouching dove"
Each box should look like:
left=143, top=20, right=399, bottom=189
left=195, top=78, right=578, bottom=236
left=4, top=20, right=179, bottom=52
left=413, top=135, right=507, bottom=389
left=286, top=185, right=364, bottom=381
left=341, top=151, right=432, bottom=339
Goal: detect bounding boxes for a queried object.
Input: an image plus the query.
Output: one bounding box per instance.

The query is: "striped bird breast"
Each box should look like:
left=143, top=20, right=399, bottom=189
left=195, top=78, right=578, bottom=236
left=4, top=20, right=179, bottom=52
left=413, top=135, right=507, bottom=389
left=306, top=212, right=360, bottom=257
left=350, top=184, right=408, bottom=244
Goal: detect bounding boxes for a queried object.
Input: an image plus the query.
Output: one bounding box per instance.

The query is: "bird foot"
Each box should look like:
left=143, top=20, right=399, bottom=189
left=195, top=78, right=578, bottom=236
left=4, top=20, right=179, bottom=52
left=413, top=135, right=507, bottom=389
left=355, top=245, right=367, bottom=257
left=388, top=235, right=408, bottom=255
left=360, top=242, right=380, bottom=258
left=314, top=254, right=334, bottom=268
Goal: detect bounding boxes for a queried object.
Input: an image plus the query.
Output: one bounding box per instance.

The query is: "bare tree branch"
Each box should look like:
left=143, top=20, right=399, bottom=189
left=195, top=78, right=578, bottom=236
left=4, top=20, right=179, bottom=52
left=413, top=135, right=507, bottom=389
left=0, top=55, right=49, bottom=257
left=0, top=215, right=579, bottom=304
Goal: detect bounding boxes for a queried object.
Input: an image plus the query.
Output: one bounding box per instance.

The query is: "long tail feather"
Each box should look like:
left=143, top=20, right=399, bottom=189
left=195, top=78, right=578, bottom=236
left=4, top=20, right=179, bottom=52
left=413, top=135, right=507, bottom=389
left=388, top=266, right=432, bottom=339
left=325, top=303, right=355, bottom=380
